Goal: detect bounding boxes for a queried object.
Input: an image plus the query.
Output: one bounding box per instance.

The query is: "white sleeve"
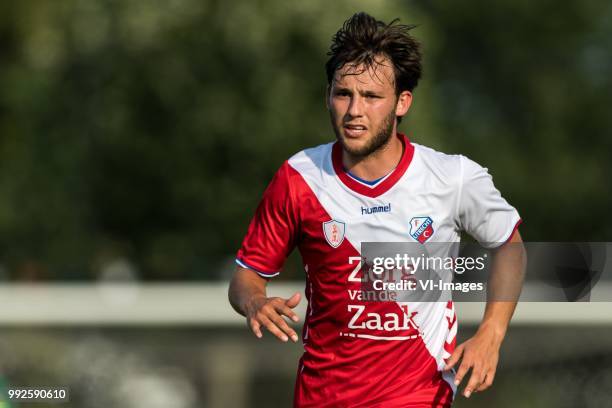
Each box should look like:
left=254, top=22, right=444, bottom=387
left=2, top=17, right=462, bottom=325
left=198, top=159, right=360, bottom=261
left=456, top=155, right=521, bottom=248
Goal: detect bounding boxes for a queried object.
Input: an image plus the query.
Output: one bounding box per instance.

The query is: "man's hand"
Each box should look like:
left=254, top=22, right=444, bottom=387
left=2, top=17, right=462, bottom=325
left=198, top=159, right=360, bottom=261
left=444, top=230, right=525, bottom=398
left=443, top=322, right=504, bottom=398
left=245, top=292, right=301, bottom=342
left=229, top=267, right=302, bottom=343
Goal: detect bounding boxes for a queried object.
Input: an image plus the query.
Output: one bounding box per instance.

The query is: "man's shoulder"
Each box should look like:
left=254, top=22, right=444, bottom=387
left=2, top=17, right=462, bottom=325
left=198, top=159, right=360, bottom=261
left=413, top=142, right=461, bottom=162
left=286, top=140, right=335, bottom=172
left=412, top=143, right=496, bottom=190
left=412, top=142, right=464, bottom=179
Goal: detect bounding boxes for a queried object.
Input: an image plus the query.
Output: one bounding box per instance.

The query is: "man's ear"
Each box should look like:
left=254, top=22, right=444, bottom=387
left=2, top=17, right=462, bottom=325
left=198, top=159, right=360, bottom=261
left=325, top=85, right=331, bottom=110
left=395, top=90, right=413, bottom=117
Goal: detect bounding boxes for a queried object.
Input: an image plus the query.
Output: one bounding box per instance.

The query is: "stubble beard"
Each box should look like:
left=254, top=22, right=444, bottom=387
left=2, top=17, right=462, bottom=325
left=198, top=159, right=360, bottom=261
left=332, top=109, right=396, bottom=159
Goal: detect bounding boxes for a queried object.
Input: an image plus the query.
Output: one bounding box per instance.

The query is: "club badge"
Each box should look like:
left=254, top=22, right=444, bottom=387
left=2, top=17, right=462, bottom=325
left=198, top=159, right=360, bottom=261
left=323, top=220, right=346, bottom=248
left=409, top=216, right=434, bottom=243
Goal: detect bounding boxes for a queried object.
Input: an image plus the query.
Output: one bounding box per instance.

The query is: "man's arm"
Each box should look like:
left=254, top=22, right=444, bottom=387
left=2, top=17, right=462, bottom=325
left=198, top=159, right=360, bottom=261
left=228, top=266, right=301, bottom=343
left=444, top=229, right=527, bottom=398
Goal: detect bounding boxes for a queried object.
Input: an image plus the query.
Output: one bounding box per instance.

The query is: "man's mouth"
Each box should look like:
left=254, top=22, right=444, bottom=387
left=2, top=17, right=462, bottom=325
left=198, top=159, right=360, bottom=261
left=343, top=124, right=368, bottom=138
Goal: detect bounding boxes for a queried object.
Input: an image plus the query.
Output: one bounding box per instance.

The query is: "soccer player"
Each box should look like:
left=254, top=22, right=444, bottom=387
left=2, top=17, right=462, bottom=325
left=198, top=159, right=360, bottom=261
left=229, top=12, right=526, bottom=407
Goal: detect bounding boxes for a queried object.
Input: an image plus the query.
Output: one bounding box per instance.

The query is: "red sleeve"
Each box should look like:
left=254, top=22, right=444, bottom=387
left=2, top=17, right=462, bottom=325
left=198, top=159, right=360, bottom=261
left=236, top=161, right=299, bottom=278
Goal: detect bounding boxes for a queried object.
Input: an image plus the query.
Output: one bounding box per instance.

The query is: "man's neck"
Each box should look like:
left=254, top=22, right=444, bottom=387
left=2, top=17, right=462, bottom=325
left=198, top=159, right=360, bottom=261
left=342, top=132, right=404, bottom=182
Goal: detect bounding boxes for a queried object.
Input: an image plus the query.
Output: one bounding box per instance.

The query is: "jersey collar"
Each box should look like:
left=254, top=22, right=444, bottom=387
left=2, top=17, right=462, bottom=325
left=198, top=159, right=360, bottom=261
left=332, top=133, right=415, bottom=198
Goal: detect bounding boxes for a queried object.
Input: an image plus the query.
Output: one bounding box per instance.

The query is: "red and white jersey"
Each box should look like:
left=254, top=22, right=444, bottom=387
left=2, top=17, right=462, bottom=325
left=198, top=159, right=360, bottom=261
left=236, top=134, right=521, bottom=407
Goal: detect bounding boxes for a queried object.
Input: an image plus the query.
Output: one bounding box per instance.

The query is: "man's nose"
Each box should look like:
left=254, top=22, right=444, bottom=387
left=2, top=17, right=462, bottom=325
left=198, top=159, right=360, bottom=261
left=347, top=95, right=364, bottom=117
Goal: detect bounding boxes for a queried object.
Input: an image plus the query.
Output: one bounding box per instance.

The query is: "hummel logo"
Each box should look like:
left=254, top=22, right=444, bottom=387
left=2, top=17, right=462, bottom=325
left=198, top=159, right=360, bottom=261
left=361, top=203, right=392, bottom=215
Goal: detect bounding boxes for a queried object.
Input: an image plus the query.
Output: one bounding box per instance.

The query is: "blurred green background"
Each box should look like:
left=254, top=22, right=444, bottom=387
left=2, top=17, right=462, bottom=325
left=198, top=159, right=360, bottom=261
left=0, top=0, right=610, bottom=281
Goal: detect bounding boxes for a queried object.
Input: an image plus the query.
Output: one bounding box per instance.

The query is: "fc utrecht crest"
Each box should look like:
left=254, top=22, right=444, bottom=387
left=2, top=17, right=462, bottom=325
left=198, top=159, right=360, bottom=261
left=409, top=216, right=434, bottom=243
left=323, top=220, right=346, bottom=248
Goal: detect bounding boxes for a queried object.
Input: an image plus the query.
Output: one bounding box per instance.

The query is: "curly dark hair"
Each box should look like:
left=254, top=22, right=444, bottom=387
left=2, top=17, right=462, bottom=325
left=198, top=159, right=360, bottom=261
left=325, top=12, right=422, bottom=94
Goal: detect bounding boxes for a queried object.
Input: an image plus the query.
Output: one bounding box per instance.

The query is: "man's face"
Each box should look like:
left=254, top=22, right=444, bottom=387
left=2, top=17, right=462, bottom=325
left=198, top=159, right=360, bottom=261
left=327, top=57, right=411, bottom=157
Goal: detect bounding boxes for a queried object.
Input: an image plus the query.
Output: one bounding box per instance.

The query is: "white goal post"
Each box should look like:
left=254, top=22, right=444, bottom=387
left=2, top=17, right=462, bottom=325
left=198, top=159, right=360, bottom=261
left=0, top=283, right=610, bottom=326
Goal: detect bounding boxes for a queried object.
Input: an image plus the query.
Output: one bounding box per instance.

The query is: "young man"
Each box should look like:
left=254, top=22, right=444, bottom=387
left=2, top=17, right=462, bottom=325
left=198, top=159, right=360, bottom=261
left=229, top=12, right=525, bottom=407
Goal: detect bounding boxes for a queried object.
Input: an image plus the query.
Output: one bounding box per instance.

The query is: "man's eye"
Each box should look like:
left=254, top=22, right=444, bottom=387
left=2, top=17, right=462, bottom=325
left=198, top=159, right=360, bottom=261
left=335, top=91, right=350, bottom=97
